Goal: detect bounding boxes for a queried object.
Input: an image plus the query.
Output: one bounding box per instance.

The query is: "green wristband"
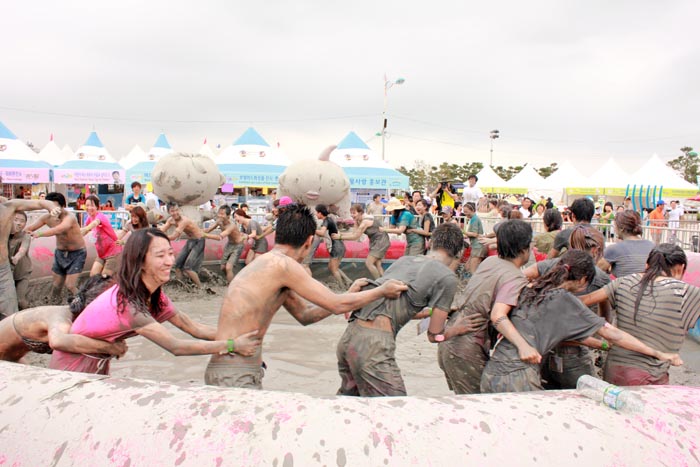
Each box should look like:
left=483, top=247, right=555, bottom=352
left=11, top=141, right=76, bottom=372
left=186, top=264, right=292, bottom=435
left=601, top=340, right=609, bottom=351
left=428, top=308, right=433, bottom=316
left=227, top=338, right=235, bottom=354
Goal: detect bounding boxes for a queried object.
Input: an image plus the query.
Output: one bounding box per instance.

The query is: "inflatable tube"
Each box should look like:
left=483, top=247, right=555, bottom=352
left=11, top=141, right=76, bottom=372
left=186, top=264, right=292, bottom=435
left=0, top=362, right=699, bottom=466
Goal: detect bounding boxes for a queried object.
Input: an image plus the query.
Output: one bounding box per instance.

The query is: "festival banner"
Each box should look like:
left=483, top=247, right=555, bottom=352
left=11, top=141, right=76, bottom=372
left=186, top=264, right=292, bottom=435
left=0, top=167, right=51, bottom=184
left=54, top=168, right=125, bottom=185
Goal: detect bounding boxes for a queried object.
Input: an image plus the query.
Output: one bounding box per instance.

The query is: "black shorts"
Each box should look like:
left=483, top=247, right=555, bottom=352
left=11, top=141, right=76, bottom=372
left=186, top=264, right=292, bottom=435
left=52, top=248, right=87, bottom=276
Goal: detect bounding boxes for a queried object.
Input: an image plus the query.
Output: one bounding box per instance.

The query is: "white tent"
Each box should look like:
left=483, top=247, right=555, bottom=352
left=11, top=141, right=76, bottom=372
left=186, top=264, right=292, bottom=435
left=198, top=143, right=216, bottom=158
left=328, top=131, right=409, bottom=190
left=630, top=154, right=697, bottom=191
left=506, top=165, right=547, bottom=191
left=0, top=121, right=52, bottom=184
left=61, top=144, right=74, bottom=162
left=119, top=145, right=147, bottom=170
left=216, top=128, right=290, bottom=188
left=474, top=165, right=508, bottom=191
left=543, top=160, right=592, bottom=190
left=38, top=140, right=67, bottom=167
left=588, top=158, right=632, bottom=189
left=54, top=131, right=124, bottom=184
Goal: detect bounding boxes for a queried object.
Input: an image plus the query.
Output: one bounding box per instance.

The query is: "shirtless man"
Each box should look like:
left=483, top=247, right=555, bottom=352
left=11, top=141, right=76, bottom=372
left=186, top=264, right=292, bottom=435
left=0, top=196, right=60, bottom=317
left=205, top=204, right=407, bottom=389
left=204, top=205, right=247, bottom=283
left=160, top=202, right=206, bottom=289
left=25, top=193, right=86, bottom=304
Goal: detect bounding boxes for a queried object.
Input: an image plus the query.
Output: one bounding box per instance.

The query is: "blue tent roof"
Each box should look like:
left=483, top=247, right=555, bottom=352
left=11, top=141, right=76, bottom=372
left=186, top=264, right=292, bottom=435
left=233, top=128, right=269, bottom=147
left=0, top=121, right=18, bottom=140
left=336, top=131, right=370, bottom=150
left=59, top=160, right=123, bottom=171
left=84, top=131, right=104, bottom=148
left=1, top=159, right=52, bottom=169
left=153, top=133, right=171, bottom=149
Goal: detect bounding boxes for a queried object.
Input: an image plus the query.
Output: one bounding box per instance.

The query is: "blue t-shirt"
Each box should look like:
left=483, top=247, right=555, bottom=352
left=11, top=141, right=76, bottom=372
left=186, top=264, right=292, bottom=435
left=126, top=193, right=146, bottom=205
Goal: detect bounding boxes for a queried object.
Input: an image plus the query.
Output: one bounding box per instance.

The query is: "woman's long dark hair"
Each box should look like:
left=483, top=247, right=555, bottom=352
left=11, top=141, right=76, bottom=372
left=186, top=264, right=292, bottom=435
left=131, top=206, right=149, bottom=229
left=520, top=250, right=594, bottom=306
left=69, top=275, right=115, bottom=317
left=116, top=228, right=171, bottom=316
left=632, top=244, right=687, bottom=324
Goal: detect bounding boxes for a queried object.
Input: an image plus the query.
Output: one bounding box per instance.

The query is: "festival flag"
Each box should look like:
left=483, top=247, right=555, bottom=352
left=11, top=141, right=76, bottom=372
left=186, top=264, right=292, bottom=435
left=49, top=133, right=54, bottom=141
left=203, top=137, right=207, bottom=144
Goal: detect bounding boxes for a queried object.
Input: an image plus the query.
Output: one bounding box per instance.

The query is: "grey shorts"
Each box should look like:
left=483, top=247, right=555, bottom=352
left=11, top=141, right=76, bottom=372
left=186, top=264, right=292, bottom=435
left=204, top=361, right=264, bottom=389
left=541, top=345, right=594, bottom=390
left=175, top=238, right=205, bottom=271
left=329, top=239, right=346, bottom=259
left=0, top=263, right=18, bottom=318
left=252, top=237, right=268, bottom=254
left=405, top=241, right=425, bottom=257
left=336, top=322, right=406, bottom=397
left=221, top=242, right=244, bottom=267
left=437, top=332, right=489, bottom=395
left=303, top=236, right=323, bottom=265
left=480, top=364, right=543, bottom=393
left=52, top=248, right=87, bottom=276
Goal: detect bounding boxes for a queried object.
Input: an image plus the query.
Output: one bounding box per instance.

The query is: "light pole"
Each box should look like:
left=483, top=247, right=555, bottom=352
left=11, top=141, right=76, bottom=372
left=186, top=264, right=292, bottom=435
left=489, top=129, right=500, bottom=166
left=382, top=75, right=405, bottom=161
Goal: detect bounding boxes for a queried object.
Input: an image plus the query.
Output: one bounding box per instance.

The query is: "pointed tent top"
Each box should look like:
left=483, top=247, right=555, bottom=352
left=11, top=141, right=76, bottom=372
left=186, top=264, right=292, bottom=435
left=474, top=165, right=508, bottom=188
left=153, top=133, right=171, bottom=149
left=84, top=131, right=104, bottom=148
left=233, top=127, right=269, bottom=147
left=0, top=121, right=18, bottom=140
left=336, top=131, right=370, bottom=150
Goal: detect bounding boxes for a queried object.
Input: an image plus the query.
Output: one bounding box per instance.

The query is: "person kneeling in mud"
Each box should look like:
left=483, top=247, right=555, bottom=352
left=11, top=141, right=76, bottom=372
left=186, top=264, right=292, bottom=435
left=336, top=223, right=478, bottom=397
left=0, top=276, right=127, bottom=362
left=480, top=250, right=682, bottom=393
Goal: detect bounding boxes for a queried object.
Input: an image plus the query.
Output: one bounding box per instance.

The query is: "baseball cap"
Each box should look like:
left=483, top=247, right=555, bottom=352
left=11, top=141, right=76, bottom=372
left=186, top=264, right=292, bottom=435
left=656, top=200, right=665, bottom=206
left=279, top=196, right=293, bottom=206
left=441, top=206, right=453, bottom=215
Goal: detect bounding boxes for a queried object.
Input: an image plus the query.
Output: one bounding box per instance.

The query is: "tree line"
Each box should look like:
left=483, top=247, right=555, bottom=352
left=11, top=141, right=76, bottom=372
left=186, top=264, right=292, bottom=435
left=398, top=147, right=698, bottom=192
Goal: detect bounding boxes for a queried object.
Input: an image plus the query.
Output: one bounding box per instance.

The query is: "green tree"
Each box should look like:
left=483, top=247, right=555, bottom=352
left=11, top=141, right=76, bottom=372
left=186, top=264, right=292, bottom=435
left=492, top=165, right=523, bottom=181
left=667, top=146, right=698, bottom=184
left=536, top=163, right=558, bottom=178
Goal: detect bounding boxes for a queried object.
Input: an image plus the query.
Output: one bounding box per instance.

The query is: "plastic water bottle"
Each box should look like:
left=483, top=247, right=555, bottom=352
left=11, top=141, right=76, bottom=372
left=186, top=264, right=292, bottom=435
left=576, top=375, right=645, bottom=414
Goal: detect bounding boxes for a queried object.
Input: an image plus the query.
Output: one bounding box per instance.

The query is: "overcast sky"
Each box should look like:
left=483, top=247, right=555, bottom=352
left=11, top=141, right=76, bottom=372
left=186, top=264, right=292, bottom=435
left=2, top=1, right=698, bottom=175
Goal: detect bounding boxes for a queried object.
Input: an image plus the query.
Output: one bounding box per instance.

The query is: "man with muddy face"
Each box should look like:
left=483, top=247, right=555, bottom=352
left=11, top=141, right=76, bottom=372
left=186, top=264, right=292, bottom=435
left=205, top=204, right=408, bottom=390
left=0, top=196, right=61, bottom=317
left=159, top=202, right=206, bottom=289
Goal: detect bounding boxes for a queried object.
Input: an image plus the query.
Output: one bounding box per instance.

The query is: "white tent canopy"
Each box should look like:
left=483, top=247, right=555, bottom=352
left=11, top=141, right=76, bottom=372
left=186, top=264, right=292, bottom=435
left=119, top=145, right=147, bottom=170
left=217, top=128, right=290, bottom=165
left=506, top=165, right=547, bottom=190
left=474, top=165, right=508, bottom=189
left=38, top=140, right=67, bottom=166
left=630, top=154, right=697, bottom=190
left=543, top=160, right=591, bottom=190
left=587, top=158, right=631, bottom=189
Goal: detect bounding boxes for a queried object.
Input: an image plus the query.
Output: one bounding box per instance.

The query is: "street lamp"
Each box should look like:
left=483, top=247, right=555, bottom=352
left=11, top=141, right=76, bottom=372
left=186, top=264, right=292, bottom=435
left=489, top=129, right=500, bottom=166
left=382, top=75, right=405, bottom=161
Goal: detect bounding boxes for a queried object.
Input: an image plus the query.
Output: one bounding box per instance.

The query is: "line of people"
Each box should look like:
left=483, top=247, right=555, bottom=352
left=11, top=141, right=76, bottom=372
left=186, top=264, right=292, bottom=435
left=1, top=194, right=698, bottom=399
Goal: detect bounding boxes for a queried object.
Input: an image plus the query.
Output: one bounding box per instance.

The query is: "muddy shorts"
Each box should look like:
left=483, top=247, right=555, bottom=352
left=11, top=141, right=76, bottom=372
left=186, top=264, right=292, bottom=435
left=303, top=236, right=323, bottom=265
left=541, top=345, right=594, bottom=390
left=52, top=248, right=87, bottom=277
left=95, top=254, right=121, bottom=273
left=221, top=242, right=244, bottom=267
left=480, top=365, right=543, bottom=393
left=252, top=237, right=269, bottom=254
left=405, top=241, right=425, bottom=257
left=336, top=322, right=406, bottom=397
left=604, top=364, right=669, bottom=386
left=329, top=239, right=346, bottom=259
left=175, top=238, right=205, bottom=272
left=0, top=263, right=18, bottom=318
left=204, top=361, right=265, bottom=389
left=437, top=332, right=489, bottom=394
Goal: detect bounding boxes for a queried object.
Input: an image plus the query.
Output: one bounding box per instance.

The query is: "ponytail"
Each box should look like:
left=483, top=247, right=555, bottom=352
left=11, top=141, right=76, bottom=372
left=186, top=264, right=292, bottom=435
left=520, top=250, right=594, bottom=306
left=633, top=244, right=687, bottom=324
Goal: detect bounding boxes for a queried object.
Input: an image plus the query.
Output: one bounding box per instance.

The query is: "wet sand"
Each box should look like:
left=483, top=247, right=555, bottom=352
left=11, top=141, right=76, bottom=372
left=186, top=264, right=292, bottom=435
left=23, top=279, right=700, bottom=394
left=82, top=285, right=700, bottom=394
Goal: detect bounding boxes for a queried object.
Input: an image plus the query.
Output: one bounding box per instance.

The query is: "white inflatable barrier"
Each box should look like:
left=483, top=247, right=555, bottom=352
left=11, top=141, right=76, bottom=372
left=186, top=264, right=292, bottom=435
left=0, top=362, right=698, bottom=466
